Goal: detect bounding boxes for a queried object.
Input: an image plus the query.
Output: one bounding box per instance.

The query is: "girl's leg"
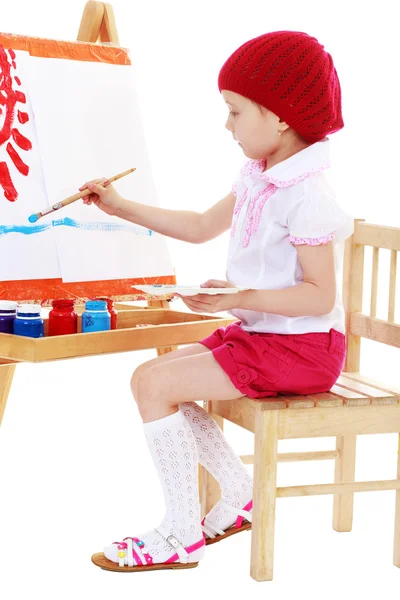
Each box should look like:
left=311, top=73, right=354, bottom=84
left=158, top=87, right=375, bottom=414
left=130, top=343, right=210, bottom=397
left=104, top=351, right=245, bottom=567
left=132, top=347, right=253, bottom=537
left=134, top=349, right=244, bottom=422
left=104, top=408, right=205, bottom=567
left=179, top=402, right=253, bottom=535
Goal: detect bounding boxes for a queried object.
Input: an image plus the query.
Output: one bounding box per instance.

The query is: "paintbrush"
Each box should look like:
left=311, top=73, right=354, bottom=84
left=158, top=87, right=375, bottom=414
left=28, top=167, right=136, bottom=223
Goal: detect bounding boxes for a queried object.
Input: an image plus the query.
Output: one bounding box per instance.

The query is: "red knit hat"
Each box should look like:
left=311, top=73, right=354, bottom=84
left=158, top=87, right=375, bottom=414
left=218, top=31, right=343, bottom=142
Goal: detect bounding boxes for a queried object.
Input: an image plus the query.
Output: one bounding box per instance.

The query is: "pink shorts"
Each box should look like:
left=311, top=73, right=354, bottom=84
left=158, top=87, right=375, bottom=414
left=199, top=322, right=346, bottom=399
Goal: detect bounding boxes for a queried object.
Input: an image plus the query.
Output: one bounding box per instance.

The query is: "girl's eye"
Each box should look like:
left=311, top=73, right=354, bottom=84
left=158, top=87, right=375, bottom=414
left=229, top=111, right=238, bottom=117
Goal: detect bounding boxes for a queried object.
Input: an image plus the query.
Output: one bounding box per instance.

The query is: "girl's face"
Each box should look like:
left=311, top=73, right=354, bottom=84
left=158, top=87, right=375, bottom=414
left=222, top=90, right=288, bottom=160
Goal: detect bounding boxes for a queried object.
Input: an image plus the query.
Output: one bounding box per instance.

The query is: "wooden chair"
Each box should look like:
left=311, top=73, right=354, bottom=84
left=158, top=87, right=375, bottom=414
left=199, top=219, right=400, bottom=581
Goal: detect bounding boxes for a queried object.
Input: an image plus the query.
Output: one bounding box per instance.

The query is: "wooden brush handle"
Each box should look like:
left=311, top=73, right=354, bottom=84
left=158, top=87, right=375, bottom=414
left=60, top=167, right=136, bottom=208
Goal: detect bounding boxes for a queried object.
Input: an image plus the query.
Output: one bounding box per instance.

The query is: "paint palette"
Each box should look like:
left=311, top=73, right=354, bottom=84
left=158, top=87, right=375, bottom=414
left=132, top=285, right=248, bottom=296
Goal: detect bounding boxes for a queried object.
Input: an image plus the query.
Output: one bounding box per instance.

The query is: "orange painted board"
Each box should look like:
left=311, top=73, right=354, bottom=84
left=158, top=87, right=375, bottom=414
left=0, top=32, right=131, bottom=64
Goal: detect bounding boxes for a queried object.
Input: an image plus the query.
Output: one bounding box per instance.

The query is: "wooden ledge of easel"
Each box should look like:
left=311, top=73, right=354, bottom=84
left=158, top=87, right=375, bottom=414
left=0, top=309, right=237, bottom=363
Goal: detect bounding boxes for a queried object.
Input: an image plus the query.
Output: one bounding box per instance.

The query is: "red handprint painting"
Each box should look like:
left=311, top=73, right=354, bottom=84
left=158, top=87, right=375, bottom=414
left=0, top=45, right=32, bottom=202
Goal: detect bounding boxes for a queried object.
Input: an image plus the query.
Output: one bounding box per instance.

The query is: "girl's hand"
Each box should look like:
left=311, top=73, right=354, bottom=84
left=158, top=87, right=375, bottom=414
left=175, top=279, right=237, bottom=314
left=79, top=178, right=124, bottom=217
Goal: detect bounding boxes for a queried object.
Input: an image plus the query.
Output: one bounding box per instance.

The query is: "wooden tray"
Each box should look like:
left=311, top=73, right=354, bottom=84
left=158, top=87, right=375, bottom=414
left=0, top=308, right=236, bottom=363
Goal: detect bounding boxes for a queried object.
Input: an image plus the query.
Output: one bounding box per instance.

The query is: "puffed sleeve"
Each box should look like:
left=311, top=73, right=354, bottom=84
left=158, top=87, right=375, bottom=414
left=287, top=184, right=354, bottom=246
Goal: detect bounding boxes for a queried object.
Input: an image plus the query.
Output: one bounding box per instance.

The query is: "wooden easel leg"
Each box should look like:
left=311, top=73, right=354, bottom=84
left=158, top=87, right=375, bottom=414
left=0, top=361, right=16, bottom=426
left=250, top=408, right=278, bottom=582
left=77, top=1, right=105, bottom=42
left=199, top=401, right=223, bottom=517
left=100, top=3, right=120, bottom=44
left=147, top=300, right=178, bottom=355
left=332, top=434, right=357, bottom=532
left=393, top=434, right=400, bottom=567
left=77, top=1, right=120, bottom=45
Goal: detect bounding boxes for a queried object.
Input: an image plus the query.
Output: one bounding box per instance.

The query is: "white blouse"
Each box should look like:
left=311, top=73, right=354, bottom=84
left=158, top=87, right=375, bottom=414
left=226, top=138, right=354, bottom=335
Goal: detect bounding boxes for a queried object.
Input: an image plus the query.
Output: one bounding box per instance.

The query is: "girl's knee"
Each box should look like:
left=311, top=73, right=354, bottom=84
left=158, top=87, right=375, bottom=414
left=134, top=367, right=167, bottom=406
left=130, top=369, right=139, bottom=398
left=130, top=361, right=152, bottom=396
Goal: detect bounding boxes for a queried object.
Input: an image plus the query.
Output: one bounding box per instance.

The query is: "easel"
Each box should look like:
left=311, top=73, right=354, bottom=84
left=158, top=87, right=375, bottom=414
left=0, top=1, right=235, bottom=425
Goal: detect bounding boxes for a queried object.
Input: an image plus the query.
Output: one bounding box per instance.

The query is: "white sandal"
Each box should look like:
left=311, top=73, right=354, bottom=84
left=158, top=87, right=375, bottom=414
left=201, top=499, right=253, bottom=546
left=92, top=525, right=205, bottom=572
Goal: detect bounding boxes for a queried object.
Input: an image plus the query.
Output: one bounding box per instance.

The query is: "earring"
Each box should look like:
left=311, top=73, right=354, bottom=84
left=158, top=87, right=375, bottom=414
left=278, top=131, right=283, bottom=136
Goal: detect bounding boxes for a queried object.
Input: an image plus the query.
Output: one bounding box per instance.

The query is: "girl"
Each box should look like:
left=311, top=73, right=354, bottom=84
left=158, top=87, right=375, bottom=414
left=86, top=30, right=353, bottom=572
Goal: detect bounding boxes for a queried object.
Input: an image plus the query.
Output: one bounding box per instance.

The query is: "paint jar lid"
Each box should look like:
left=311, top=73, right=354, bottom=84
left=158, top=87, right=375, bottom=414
left=85, top=300, right=107, bottom=311
left=16, top=304, right=41, bottom=316
left=0, top=300, right=18, bottom=312
left=96, top=297, right=114, bottom=309
left=52, top=299, right=75, bottom=308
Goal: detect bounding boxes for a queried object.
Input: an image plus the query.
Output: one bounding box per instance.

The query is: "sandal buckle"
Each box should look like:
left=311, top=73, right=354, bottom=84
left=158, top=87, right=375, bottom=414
left=166, top=534, right=181, bottom=549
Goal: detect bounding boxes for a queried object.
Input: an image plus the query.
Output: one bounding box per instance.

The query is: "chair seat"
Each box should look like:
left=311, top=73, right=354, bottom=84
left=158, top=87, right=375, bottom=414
left=255, top=372, right=400, bottom=410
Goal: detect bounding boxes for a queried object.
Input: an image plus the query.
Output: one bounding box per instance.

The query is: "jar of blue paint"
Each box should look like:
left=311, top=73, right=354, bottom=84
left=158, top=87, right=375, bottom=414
left=0, top=301, right=18, bottom=334
left=13, top=304, right=44, bottom=338
left=82, top=300, right=110, bottom=333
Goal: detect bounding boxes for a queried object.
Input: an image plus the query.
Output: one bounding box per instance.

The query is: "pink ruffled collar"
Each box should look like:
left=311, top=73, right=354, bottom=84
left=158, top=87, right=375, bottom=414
left=242, top=137, right=331, bottom=188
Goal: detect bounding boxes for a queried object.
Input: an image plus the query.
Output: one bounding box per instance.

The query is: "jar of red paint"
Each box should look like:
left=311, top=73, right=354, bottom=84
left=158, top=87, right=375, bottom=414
left=48, top=299, right=78, bottom=336
left=96, top=297, right=118, bottom=330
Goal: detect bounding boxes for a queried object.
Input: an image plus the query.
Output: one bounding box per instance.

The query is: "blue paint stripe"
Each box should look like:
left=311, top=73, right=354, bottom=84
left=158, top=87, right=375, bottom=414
left=0, top=217, right=153, bottom=237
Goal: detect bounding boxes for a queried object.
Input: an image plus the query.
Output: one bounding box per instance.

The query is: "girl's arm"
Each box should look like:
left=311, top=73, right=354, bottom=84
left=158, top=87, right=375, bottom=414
left=116, top=191, right=236, bottom=244
left=82, top=179, right=235, bottom=244
left=197, top=192, right=236, bottom=242
left=236, top=242, right=336, bottom=316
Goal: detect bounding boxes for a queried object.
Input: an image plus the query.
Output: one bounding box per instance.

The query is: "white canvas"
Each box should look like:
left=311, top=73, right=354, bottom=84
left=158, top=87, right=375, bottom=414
left=0, top=49, right=60, bottom=281
left=0, top=50, right=174, bottom=283
left=24, top=56, right=174, bottom=282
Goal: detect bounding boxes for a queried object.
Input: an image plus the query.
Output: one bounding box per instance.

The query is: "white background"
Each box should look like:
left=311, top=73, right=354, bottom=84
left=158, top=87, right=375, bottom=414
left=1, top=0, right=400, bottom=598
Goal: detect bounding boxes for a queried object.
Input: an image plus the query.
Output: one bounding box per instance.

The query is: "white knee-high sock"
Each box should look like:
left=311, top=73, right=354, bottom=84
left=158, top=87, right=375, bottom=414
left=104, top=410, right=204, bottom=565
left=179, top=402, right=253, bottom=532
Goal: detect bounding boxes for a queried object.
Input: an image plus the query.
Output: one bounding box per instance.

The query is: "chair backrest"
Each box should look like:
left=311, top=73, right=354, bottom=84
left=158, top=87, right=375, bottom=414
left=342, top=219, right=400, bottom=372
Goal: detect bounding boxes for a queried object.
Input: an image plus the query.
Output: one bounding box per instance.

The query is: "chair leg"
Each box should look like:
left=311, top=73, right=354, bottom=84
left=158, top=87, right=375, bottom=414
left=250, top=409, right=279, bottom=582
left=393, top=434, right=400, bottom=567
left=199, top=401, right=223, bottom=517
left=332, top=434, right=357, bottom=532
